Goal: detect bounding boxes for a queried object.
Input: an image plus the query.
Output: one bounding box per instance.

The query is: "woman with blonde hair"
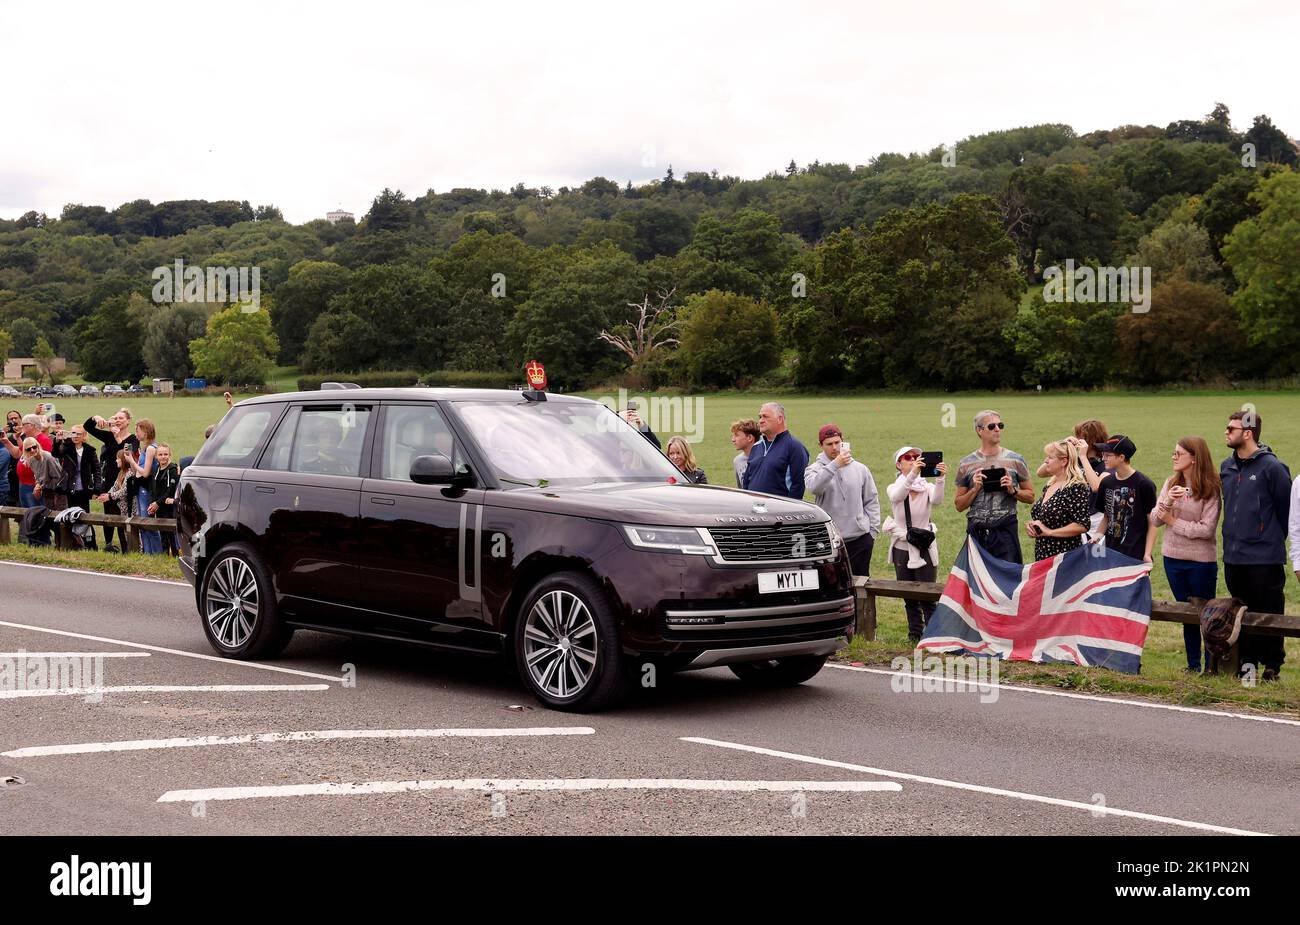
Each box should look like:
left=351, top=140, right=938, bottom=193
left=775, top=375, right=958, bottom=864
left=1025, top=439, right=1092, bottom=561
left=1150, top=436, right=1221, bottom=672
left=665, top=435, right=707, bottom=484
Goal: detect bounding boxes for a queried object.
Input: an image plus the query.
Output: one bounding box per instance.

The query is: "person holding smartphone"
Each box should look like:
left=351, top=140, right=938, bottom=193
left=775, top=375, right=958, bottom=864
left=1025, top=441, right=1091, bottom=561
left=954, top=410, right=1034, bottom=563
left=805, top=424, right=879, bottom=576
left=883, top=446, right=947, bottom=641
left=620, top=401, right=661, bottom=449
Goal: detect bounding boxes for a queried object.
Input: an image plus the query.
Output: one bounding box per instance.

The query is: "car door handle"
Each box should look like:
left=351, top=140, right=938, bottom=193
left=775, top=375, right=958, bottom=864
left=255, top=486, right=275, bottom=493
left=370, top=496, right=395, bottom=506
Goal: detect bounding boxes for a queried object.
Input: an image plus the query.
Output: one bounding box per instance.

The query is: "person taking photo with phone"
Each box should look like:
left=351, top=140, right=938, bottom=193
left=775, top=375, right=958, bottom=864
left=954, top=410, right=1034, bottom=563
left=883, top=446, right=946, bottom=641
left=805, top=424, right=879, bottom=576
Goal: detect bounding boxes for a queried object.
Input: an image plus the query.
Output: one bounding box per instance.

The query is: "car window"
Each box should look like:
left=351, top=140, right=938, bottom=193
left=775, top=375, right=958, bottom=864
left=195, top=404, right=282, bottom=468
left=289, top=407, right=371, bottom=477
left=258, top=406, right=301, bottom=471
left=379, top=404, right=464, bottom=481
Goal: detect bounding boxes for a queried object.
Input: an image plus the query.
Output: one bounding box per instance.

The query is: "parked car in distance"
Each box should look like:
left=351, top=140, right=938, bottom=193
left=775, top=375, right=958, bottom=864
left=126, top=384, right=149, bottom=395
left=176, top=387, right=854, bottom=712
left=0, top=385, right=20, bottom=397
left=79, top=384, right=101, bottom=397
left=51, top=384, right=79, bottom=398
left=103, top=384, right=125, bottom=395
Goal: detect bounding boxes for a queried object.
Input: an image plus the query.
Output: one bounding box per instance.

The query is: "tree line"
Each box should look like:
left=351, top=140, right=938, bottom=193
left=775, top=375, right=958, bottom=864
left=0, top=103, right=1297, bottom=390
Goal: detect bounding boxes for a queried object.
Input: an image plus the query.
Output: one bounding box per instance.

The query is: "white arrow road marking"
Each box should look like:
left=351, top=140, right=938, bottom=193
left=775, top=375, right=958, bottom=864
left=0, top=684, right=329, bottom=700
left=0, top=620, right=344, bottom=682
left=5, top=726, right=596, bottom=758
left=157, top=778, right=902, bottom=803
left=682, top=737, right=1272, bottom=837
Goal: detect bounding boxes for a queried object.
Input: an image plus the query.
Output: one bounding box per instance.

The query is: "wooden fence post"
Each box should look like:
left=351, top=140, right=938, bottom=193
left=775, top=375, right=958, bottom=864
left=854, top=577, right=877, bottom=641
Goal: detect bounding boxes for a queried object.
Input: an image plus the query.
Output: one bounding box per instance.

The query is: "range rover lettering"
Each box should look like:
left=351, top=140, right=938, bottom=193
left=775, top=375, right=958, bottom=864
left=176, top=386, right=855, bottom=711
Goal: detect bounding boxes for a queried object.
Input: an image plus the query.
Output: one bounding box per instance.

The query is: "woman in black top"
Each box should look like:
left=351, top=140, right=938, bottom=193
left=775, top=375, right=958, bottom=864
left=1026, top=440, right=1092, bottom=561
left=666, top=436, right=708, bottom=484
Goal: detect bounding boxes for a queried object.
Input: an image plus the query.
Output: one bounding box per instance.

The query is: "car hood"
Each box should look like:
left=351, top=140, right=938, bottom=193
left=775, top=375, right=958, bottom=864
left=482, top=481, right=828, bottom=528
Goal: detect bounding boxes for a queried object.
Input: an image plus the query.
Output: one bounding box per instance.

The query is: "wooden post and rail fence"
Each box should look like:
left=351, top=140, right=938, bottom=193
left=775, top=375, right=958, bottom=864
left=853, top=575, right=1300, bottom=676
left=0, top=505, right=178, bottom=552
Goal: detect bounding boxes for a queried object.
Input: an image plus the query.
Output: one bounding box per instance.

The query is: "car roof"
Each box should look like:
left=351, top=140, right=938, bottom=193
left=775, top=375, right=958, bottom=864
left=236, top=387, right=596, bottom=406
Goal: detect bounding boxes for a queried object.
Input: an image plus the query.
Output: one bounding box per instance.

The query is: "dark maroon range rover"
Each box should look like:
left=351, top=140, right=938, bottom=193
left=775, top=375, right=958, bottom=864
left=176, top=388, right=854, bottom=711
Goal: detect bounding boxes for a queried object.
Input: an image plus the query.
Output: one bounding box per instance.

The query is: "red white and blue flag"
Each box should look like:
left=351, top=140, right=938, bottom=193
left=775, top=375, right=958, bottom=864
left=919, top=538, right=1154, bottom=673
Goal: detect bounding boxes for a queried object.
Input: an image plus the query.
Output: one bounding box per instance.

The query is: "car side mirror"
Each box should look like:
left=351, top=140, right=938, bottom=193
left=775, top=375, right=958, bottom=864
left=410, top=453, right=456, bottom=485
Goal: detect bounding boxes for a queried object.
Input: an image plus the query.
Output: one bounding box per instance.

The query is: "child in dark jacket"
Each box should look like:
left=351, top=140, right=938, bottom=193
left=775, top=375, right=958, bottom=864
left=147, top=443, right=181, bottom=555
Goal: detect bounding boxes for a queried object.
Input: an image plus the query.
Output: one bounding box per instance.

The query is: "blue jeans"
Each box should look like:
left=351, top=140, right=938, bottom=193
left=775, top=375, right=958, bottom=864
left=1164, top=557, right=1218, bottom=671
left=18, top=483, right=36, bottom=508
left=137, top=486, right=162, bottom=554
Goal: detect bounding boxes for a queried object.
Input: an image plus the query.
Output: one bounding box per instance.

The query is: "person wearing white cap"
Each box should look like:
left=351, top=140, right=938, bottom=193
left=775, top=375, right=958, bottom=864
left=883, top=446, right=946, bottom=642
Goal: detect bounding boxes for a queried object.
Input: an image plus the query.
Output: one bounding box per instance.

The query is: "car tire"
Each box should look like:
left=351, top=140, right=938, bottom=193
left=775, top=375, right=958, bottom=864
left=728, top=654, right=828, bottom=687
left=513, top=572, right=625, bottom=712
left=198, top=542, right=293, bottom=659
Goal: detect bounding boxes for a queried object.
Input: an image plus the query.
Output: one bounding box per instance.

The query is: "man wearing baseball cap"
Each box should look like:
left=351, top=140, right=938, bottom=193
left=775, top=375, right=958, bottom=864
left=1093, top=434, right=1158, bottom=563
left=804, top=424, right=879, bottom=576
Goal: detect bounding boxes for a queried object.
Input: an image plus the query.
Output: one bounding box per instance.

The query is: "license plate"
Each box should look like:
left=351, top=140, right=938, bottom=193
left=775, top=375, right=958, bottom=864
left=758, top=570, right=819, bottom=593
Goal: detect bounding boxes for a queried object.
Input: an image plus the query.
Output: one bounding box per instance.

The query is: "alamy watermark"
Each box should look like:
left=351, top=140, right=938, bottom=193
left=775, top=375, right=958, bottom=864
left=151, top=259, right=260, bottom=311
left=595, top=386, right=704, bottom=443
left=890, top=652, right=1000, bottom=703
left=1042, top=259, right=1151, bottom=314
left=0, top=651, right=106, bottom=703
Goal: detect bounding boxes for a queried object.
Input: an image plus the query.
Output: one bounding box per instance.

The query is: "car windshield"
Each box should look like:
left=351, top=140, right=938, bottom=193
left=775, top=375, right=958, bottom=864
left=452, top=400, right=682, bottom=487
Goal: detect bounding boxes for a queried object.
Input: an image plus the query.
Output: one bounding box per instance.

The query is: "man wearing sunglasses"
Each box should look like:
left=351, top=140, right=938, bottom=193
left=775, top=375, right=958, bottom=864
left=954, top=409, right=1033, bottom=564
left=1221, top=409, right=1291, bottom=682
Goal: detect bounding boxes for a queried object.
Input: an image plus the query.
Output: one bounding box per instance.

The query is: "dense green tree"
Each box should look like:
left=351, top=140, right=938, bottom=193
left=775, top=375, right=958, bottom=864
left=142, top=303, right=209, bottom=380
left=362, top=188, right=413, bottom=234
left=190, top=305, right=279, bottom=386
left=72, top=295, right=145, bottom=382
left=1243, top=115, right=1298, bottom=166
left=1113, top=279, right=1243, bottom=385
left=1127, top=218, right=1220, bottom=284
left=624, top=204, right=693, bottom=260
left=1223, top=169, right=1300, bottom=374
left=678, top=290, right=779, bottom=389
left=270, top=260, right=351, bottom=364
left=7, top=317, right=42, bottom=356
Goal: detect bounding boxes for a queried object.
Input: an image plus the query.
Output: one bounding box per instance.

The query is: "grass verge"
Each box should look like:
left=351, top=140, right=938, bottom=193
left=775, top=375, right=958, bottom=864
left=0, top=544, right=186, bottom=581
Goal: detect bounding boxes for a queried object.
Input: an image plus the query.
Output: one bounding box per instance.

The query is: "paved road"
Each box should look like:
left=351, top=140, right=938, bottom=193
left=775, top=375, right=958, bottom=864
left=2, top=561, right=1296, bottom=836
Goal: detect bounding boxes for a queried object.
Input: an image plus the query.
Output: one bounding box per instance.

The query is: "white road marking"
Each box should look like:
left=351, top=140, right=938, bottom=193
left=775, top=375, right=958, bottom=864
left=827, top=662, right=1300, bottom=726
left=0, top=560, right=189, bottom=586
left=0, top=652, right=149, bottom=658
left=0, top=620, right=344, bottom=683
left=682, top=737, right=1271, bottom=837
left=0, top=684, right=329, bottom=700
left=4, top=726, right=597, bottom=758
left=157, top=778, right=902, bottom=803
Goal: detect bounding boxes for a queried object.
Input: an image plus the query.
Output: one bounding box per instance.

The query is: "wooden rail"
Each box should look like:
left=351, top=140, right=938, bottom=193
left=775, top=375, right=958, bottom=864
left=853, top=576, right=1300, bottom=674
left=0, top=505, right=177, bottom=552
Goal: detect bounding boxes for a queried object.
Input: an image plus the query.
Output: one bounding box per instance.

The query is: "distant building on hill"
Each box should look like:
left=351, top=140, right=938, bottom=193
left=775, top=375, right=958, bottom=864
left=4, top=356, right=67, bottom=382
left=326, top=209, right=354, bottom=224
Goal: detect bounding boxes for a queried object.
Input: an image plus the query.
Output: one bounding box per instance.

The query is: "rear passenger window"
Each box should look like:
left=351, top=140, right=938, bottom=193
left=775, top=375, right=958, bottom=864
left=195, top=404, right=282, bottom=468
left=289, top=407, right=371, bottom=477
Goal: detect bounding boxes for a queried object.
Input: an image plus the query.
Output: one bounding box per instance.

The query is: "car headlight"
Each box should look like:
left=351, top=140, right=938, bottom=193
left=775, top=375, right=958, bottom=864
left=621, top=524, right=716, bottom=555
left=825, top=520, right=844, bottom=550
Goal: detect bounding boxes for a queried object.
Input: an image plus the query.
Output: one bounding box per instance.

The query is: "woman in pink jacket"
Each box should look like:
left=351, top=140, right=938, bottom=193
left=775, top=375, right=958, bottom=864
left=883, top=446, right=947, bottom=643
left=1149, top=436, right=1222, bottom=673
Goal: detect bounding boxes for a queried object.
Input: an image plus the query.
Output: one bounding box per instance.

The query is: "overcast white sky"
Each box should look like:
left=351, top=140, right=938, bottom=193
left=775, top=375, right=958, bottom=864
left=2, top=0, right=1294, bottom=224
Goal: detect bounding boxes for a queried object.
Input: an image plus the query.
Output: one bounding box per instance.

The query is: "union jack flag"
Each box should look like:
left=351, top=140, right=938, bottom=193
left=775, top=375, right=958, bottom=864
left=919, top=537, right=1154, bottom=673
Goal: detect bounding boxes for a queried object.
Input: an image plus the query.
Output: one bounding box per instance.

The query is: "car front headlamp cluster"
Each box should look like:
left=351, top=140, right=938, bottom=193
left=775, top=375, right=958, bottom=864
left=621, top=524, right=716, bottom=555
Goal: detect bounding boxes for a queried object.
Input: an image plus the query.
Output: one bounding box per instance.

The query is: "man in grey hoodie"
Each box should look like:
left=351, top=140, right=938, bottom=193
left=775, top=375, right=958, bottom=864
left=805, top=424, right=879, bottom=576
left=1221, top=409, right=1292, bottom=681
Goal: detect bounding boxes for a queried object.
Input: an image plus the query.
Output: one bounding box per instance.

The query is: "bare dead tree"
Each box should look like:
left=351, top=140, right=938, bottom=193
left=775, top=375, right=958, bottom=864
left=598, top=288, right=681, bottom=363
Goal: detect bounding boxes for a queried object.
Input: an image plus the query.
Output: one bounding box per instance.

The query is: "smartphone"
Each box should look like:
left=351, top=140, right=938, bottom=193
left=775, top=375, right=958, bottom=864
left=981, top=466, right=1007, bottom=490
left=626, top=400, right=639, bottom=412
left=920, top=450, right=942, bottom=477
left=841, top=441, right=851, bottom=455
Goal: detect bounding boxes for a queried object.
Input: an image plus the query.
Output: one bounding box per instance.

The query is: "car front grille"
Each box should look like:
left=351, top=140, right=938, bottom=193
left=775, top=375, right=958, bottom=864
left=705, top=522, right=833, bottom=563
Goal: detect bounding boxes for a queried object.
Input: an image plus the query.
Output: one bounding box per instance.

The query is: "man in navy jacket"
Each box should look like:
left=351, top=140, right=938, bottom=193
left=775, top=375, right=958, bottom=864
left=1221, top=409, right=1291, bottom=681
left=743, top=402, right=809, bottom=499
